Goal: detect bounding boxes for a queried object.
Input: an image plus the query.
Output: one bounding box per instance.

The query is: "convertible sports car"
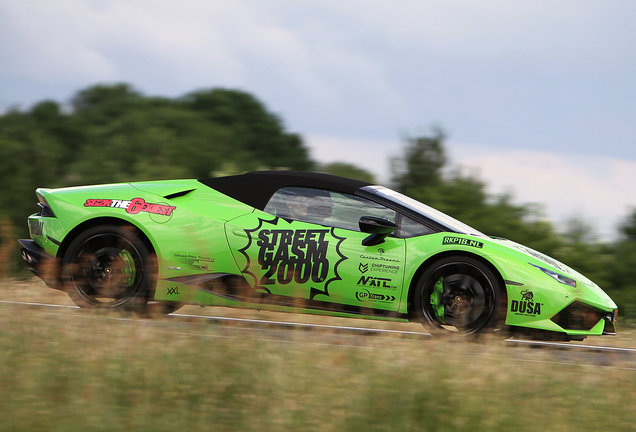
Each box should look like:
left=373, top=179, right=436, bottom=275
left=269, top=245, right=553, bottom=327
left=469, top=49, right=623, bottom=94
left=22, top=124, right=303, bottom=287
left=19, top=171, right=617, bottom=339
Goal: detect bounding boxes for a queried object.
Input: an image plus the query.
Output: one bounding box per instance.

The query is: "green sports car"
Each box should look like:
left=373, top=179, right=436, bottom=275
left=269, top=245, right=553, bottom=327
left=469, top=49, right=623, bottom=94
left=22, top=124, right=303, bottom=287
left=19, top=171, right=617, bottom=339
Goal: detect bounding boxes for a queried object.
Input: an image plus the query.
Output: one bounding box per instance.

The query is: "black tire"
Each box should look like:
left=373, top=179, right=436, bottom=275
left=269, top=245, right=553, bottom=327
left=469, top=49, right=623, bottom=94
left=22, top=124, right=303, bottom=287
left=62, top=225, right=155, bottom=312
left=414, top=256, right=506, bottom=336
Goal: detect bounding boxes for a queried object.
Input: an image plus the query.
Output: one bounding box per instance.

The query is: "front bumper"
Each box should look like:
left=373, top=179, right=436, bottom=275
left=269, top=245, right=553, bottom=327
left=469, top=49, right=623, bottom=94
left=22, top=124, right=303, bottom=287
left=551, top=301, right=617, bottom=335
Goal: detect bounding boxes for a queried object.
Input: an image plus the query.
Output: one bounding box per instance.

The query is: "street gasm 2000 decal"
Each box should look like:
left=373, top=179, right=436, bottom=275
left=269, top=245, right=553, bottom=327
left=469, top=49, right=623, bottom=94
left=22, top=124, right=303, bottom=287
left=238, top=216, right=347, bottom=300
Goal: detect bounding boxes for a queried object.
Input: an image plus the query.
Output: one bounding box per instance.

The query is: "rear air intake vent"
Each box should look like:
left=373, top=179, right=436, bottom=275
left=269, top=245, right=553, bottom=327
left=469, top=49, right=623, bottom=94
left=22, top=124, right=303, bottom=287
left=164, top=189, right=196, bottom=199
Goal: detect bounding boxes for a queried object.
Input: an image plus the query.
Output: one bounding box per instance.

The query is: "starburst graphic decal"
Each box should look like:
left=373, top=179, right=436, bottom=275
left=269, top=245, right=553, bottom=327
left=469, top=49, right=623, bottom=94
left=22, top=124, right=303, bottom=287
left=238, top=217, right=347, bottom=300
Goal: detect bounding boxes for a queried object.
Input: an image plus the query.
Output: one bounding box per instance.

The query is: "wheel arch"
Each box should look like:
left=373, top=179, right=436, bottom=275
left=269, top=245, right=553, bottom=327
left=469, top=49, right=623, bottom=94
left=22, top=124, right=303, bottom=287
left=56, top=217, right=157, bottom=261
left=406, top=250, right=508, bottom=321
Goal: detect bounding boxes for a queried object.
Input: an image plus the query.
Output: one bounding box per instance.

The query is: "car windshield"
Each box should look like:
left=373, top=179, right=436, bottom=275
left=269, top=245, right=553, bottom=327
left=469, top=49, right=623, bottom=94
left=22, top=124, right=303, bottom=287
left=361, top=185, right=486, bottom=237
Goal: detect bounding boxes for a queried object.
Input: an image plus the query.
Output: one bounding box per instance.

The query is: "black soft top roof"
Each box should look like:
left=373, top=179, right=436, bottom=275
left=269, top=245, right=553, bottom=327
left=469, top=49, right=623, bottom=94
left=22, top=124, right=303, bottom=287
left=198, top=171, right=371, bottom=210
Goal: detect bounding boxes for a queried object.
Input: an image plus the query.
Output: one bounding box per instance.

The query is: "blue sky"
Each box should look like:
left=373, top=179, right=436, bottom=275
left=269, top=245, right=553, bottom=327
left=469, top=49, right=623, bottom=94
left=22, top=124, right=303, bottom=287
left=1, top=0, right=635, bottom=239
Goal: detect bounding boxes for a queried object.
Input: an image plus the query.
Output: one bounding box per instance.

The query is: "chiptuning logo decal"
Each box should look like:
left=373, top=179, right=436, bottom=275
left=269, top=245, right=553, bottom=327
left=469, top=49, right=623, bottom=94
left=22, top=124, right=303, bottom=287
left=359, top=263, right=369, bottom=273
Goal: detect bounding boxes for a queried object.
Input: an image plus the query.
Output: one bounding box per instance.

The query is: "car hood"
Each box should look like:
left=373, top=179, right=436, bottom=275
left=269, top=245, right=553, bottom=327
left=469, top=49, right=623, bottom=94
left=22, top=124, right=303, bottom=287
left=487, top=236, right=615, bottom=306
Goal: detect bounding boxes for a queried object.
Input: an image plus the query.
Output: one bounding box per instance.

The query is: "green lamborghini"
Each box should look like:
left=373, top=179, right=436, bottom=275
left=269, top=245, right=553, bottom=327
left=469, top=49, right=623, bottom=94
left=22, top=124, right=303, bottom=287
left=19, top=171, right=617, bottom=339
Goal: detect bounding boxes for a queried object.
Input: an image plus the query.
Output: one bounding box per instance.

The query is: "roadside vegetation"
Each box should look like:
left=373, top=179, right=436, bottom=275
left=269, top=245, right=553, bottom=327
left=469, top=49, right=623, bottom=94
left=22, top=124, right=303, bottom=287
left=3, top=258, right=636, bottom=431
left=1, top=279, right=635, bottom=432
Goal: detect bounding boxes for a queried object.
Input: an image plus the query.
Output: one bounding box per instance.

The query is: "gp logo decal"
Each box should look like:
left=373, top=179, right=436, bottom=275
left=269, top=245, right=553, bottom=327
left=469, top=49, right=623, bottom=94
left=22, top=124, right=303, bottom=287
left=355, top=289, right=396, bottom=302
left=84, top=198, right=176, bottom=216
left=238, top=217, right=347, bottom=300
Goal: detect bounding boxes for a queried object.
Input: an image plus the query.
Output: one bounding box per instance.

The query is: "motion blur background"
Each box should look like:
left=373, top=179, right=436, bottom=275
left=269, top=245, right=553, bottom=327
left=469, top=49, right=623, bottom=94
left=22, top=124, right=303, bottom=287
left=1, top=0, right=636, bottom=315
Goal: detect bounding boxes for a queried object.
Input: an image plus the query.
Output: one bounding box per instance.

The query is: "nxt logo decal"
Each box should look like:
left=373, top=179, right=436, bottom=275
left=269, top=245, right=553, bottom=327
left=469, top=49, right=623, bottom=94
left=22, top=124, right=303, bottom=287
left=166, top=286, right=180, bottom=295
left=359, top=263, right=369, bottom=273
left=357, top=275, right=393, bottom=289
left=257, top=229, right=330, bottom=285
left=84, top=198, right=176, bottom=216
left=510, top=290, right=542, bottom=316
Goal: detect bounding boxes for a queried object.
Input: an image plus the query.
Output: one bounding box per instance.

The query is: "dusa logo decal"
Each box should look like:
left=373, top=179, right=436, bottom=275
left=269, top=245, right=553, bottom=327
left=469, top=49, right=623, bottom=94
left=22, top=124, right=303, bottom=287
left=443, top=236, right=483, bottom=248
left=239, top=217, right=347, bottom=300
left=84, top=198, right=176, bottom=216
left=510, top=290, right=542, bottom=316
left=355, top=289, right=396, bottom=302
left=520, top=289, right=533, bottom=301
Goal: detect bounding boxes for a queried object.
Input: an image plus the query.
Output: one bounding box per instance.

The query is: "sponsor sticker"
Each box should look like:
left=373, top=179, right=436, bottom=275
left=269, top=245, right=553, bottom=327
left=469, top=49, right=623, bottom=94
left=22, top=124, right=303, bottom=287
left=355, top=289, right=396, bottom=302
left=84, top=198, right=176, bottom=216
left=357, top=275, right=397, bottom=290
left=510, top=290, right=543, bottom=316
left=257, top=228, right=331, bottom=285
left=173, top=253, right=215, bottom=271
left=442, top=236, right=483, bottom=249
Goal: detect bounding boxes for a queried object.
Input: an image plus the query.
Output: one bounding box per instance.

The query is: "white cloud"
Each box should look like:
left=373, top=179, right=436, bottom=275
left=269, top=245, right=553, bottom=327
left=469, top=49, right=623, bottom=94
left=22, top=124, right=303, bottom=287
left=305, top=134, right=399, bottom=183
left=308, top=135, right=636, bottom=240
left=448, top=144, right=636, bottom=240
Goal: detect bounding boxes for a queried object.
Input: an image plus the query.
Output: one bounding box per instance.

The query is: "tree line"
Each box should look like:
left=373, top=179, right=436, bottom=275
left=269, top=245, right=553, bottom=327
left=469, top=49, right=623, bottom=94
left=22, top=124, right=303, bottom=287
left=0, top=83, right=634, bottom=317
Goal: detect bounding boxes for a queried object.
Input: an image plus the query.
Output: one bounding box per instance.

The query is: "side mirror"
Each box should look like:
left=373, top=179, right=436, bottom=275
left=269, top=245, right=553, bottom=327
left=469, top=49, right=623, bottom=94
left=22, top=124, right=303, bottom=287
left=359, top=216, right=398, bottom=246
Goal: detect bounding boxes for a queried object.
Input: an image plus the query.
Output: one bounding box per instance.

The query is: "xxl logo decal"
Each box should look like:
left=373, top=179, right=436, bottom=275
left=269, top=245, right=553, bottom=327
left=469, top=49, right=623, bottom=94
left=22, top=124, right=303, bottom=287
left=238, top=217, right=347, bottom=300
left=84, top=198, right=176, bottom=216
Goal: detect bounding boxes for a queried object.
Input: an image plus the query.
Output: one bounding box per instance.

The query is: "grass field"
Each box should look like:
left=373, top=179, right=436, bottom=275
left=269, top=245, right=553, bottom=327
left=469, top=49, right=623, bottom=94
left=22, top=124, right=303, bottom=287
left=1, top=278, right=636, bottom=432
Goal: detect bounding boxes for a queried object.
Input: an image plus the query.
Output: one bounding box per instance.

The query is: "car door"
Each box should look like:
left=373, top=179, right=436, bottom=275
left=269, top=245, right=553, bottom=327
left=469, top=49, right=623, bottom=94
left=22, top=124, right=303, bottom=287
left=224, top=187, right=407, bottom=315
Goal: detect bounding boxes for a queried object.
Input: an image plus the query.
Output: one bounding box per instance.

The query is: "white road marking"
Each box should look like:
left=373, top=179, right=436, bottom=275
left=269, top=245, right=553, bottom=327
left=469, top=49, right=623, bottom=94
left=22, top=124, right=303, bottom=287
left=2, top=299, right=635, bottom=355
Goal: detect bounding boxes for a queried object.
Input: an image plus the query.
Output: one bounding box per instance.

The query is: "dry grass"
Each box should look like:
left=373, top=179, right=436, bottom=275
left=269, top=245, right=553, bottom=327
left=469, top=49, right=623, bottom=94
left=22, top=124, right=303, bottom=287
left=1, top=278, right=636, bottom=431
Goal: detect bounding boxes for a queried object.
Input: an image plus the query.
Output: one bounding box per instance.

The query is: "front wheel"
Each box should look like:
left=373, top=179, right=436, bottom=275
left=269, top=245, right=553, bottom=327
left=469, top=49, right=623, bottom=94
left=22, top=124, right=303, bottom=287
left=62, top=225, right=155, bottom=313
left=414, top=256, right=506, bottom=336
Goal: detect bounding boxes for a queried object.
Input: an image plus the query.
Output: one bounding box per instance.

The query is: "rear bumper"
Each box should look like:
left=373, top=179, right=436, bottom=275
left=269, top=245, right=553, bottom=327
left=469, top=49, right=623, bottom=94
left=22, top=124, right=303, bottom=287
left=18, top=239, right=61, bottom=290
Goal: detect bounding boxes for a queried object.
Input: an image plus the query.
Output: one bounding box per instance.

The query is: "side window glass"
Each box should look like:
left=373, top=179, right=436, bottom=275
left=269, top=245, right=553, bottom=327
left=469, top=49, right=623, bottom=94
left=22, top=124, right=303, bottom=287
left=398, top=215, right=434, bottom=238
left=264, top=187, right=396, bottom=231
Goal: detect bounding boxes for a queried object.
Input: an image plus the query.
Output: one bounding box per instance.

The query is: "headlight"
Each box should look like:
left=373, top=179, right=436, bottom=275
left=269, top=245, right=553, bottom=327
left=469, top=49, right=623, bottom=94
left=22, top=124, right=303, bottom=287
left=530, top=263, right=576, bottom=287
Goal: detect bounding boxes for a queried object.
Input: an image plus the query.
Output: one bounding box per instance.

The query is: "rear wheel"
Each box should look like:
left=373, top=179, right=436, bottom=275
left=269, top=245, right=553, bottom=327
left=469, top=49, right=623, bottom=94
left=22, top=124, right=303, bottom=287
left=414, top=256, right=506, bottom=336
left=62, top=225, right=177, bottom=314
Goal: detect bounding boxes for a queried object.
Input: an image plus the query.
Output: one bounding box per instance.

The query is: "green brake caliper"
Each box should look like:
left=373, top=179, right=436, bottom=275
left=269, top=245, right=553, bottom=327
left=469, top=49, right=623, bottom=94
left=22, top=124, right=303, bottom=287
left=119, top=250, right=136, bottom=285
left=429, top=277, right=446, bottom=324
